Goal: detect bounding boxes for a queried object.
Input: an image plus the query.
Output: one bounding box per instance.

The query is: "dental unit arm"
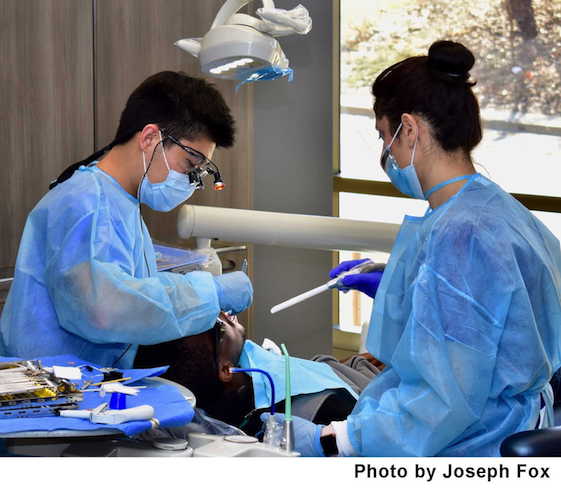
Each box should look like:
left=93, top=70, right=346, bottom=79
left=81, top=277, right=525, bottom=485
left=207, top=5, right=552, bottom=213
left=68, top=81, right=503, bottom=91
left=179, top=205, right=398, bottom=306
left=178, top=205, right=400, bottom=253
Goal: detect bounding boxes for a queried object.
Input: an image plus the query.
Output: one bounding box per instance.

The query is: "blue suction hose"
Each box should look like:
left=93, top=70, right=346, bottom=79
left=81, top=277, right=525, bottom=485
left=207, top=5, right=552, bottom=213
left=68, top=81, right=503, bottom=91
left=230, top=368, right=276, bottom=415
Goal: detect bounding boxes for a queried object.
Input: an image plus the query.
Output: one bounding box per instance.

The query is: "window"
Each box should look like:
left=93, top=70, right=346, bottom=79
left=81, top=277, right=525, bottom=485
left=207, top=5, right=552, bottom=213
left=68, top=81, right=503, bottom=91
left=335, top=0, right=561, bottom=342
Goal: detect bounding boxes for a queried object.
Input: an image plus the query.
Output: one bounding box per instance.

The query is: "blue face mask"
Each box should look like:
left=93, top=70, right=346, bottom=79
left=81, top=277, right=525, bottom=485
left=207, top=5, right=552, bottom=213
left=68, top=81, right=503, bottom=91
left=140, top=133, right=196, bottom=212
left=238, top=340, right=358, bottom=409
left=381, top=123, right=424, bottom=200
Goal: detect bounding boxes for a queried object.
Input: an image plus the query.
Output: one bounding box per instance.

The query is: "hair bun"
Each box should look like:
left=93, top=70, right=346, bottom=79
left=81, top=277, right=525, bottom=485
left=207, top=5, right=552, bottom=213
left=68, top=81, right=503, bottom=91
left=428, top=40, right=475, bottom=83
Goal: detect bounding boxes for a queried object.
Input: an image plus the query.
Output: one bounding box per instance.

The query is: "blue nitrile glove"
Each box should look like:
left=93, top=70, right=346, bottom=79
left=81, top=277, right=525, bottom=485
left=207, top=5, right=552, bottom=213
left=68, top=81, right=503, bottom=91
left=338, top=270, right=384, bottom=299
left=329, top=259, right=384, bottom=299
left=260, top=413, right=324, bottom=457
left=329, top=258, right=370, bottom=279
left=213, top=271, right=254, bottom=314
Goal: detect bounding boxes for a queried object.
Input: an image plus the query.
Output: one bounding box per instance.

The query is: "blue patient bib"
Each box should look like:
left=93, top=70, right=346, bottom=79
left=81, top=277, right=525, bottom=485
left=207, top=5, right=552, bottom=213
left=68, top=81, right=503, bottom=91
left=239, top=340, right=358, bottom=410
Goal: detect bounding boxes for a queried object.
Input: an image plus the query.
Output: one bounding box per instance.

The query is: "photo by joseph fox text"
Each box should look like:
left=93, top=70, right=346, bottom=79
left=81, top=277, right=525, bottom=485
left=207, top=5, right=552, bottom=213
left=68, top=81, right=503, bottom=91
left=354, top=463, right=551, bottom=482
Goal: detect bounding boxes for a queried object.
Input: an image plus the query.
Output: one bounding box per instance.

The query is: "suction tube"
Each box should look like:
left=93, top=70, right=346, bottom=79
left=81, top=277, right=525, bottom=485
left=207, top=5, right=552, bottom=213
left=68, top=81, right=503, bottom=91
left=230, top=367, right=276, bottom=414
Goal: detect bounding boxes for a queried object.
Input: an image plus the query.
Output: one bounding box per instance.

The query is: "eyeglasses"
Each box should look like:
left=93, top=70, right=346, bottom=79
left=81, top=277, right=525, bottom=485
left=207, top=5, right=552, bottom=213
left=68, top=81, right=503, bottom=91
left=212, top=321, right=225, bottom=372
left=163, top=132, right=225, bottom=191
left=380, top=146, right=392, bottom=170
left=379, top=123, right=403, bottom=169
left=165, top=134, right=213, bottom=168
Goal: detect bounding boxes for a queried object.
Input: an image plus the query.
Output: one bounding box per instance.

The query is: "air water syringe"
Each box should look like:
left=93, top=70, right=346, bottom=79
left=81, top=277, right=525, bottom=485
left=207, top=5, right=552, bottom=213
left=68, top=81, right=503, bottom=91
left=270, top=259, right=383, bottom=314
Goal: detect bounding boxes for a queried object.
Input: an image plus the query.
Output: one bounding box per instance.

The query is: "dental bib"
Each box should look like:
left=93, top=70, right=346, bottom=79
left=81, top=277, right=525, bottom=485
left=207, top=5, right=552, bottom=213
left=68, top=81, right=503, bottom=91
left=238, top=340, right=358, bottom=409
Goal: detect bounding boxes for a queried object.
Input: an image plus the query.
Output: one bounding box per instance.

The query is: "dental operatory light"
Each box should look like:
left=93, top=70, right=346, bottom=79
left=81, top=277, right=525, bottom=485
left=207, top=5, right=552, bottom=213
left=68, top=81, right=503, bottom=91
left=174, top=0, right=312, bottom=83
left=209, top=57, right=255, bottom=75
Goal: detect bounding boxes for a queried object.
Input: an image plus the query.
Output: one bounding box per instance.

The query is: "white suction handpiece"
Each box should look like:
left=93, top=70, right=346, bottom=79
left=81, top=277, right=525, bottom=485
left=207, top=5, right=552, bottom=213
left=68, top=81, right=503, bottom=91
left=270, top=260, right=381, bottom=314
left=91, top=405, right=155, bottom=425
left=60, top=404, right=155, bottom=425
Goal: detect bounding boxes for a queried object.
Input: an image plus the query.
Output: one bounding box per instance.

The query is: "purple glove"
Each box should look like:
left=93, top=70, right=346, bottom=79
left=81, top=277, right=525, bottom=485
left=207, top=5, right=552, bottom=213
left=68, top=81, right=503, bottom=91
left=338, top=271, right=384, bottom=299
left=329, top=259, right=370, bottom=279
left=330, top=259, right=384, bottom=299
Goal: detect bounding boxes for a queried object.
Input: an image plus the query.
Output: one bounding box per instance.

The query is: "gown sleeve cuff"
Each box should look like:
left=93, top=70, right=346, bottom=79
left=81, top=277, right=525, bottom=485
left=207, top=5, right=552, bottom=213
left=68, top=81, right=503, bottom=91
left=331, top=419, right=356, bottom=457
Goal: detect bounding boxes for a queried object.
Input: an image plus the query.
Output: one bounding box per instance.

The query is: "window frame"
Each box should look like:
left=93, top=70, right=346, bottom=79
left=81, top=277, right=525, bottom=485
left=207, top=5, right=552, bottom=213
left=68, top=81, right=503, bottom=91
left=332, top=0, right=561, bottom=353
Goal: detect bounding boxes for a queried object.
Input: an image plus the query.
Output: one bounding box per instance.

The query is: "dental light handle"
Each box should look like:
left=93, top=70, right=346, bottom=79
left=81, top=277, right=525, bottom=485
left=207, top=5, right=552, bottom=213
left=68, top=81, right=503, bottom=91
left=270, top=259, right=380, bottom=314
left=211, top=0, right=275, bottom=29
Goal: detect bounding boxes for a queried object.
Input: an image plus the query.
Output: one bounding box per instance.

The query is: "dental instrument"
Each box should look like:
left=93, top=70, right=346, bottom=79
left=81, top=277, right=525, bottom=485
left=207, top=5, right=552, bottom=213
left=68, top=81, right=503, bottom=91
left=59, top=403, right=155, bottom=425
left=91, top=377, right=132, bottom=386
left=0, top=360, right=83, bottom=419
left=271, top=259, right=383, bottom=314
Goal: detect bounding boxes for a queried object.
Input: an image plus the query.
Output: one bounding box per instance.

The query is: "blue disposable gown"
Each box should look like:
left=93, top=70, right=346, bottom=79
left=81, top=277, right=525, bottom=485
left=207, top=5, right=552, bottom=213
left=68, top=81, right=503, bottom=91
left=0, top=165, right=223, bottom=368
left=347, top=174, right=561, bottom=456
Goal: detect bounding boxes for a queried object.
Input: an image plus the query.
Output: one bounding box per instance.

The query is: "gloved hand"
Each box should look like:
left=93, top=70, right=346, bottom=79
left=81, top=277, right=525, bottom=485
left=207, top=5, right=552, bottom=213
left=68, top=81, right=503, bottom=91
left=329, top=258, right=370, bottom=279
left=338, top=271, right=384, bottom=299
left=195, top=247, right=222, bottom=276
left=329, top=259, right=384, bottom=299
left=213, top=271, right=253, bottom=314
left=260, top=413, right=324, bottom=457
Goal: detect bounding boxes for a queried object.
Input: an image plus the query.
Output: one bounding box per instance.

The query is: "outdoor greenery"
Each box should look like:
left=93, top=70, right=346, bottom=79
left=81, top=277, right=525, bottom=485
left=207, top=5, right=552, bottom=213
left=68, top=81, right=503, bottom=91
left=342, top=0, right=561, bottom=115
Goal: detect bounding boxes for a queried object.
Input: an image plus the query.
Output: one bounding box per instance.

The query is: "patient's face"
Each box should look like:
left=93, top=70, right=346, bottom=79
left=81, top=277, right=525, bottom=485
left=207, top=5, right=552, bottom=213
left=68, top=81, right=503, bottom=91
left=216, top=311, right=246, bottom=365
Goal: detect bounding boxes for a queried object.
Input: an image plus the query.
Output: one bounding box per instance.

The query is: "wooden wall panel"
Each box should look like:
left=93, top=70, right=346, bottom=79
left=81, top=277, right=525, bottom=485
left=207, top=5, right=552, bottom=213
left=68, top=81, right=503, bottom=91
left=94, top=0, right=254, bottom=331
left=0, top=0, right=94, bottom=271
left=94, top=0, right=253, bottom=247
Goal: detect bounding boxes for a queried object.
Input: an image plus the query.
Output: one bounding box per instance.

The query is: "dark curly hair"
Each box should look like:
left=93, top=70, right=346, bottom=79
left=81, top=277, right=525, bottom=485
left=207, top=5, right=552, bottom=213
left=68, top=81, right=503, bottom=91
left=372, top=40, right=482, bottom=156
left=51, top=71, right=235, bottom=188
left=134, top=323, right=223, bottom=411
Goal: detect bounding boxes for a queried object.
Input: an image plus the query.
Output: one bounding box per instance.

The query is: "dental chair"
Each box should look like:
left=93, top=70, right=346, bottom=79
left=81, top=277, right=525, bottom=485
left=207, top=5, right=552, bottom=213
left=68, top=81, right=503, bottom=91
left=501, top=371, right=561, bottom=457
left=501, top=426, right=561, bottom=457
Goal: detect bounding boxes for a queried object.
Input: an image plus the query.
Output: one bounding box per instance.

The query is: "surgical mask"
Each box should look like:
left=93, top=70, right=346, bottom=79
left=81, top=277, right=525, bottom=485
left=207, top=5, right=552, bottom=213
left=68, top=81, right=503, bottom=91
left=381, top=123, right=424, bottom=200
left=139, top=132, right=196, bottom=212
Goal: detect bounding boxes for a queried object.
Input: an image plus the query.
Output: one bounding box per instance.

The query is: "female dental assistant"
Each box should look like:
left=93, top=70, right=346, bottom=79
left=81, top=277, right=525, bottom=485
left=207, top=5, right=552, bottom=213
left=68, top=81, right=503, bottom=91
left=269, top=41, right=561, bottom=457
left=0, top=71, right=253, bottom=368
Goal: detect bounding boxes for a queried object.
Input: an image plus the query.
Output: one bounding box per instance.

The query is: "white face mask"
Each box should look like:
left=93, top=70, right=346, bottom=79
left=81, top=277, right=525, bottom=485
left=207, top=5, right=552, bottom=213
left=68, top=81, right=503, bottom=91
left=139, top=131, right=196, bottom=212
